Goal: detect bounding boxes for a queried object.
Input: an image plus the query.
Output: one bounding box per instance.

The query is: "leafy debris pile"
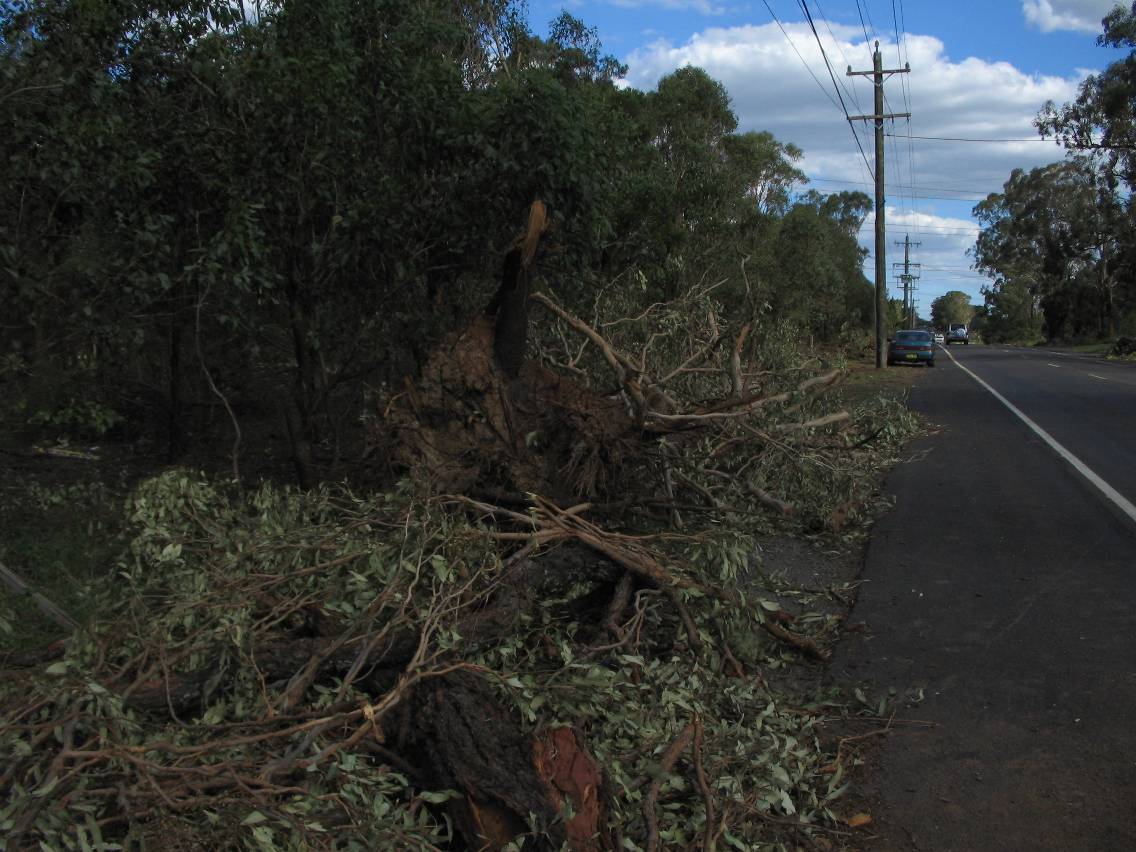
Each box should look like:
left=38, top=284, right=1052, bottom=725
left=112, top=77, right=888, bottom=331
left=1, top=236, right=921, bottom=848
left=1, top=404, right=917, bottom=850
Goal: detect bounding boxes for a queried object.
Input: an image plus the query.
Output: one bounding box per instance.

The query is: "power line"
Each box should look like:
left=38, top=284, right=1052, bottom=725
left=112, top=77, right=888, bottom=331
left=811, top=186, right=988, bottom=202
left=856, top=0, right=877, bottom=44
left=894, top=0, right=918, bottom=239
left=809, top=176, right=994, bottom=195
left=860, top=225, right=980, bottom=235
left=854, top=0, right=874, bottom=57
left=812, top=0, right=866, bottom=112
left=797, top=0, right=876, bottom=178
left=888, top=133, right=1058, bottom=143
left=758, top=0, right=842, bottom=112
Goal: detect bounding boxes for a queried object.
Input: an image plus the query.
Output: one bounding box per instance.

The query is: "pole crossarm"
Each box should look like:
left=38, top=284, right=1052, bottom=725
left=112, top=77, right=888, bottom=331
left=847, top=112, right=911, bottom=122
left=847, top=67, right=910, bottom=78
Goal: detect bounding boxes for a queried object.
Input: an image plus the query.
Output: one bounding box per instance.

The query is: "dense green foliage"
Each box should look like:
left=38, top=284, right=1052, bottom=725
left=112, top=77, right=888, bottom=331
left=0, top=379, right=920, bottom=848
left=1, top=0, right=872, bottom=478
left=929, top=291, right=975, bottom=331
left=977, top=3, right=1136, bottom=344
left=973, top=159, right=1129, bottom=342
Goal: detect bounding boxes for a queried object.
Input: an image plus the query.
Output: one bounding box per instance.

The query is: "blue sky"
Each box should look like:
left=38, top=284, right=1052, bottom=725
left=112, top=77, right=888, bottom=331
left=527, top=0, right=1125, bottom=314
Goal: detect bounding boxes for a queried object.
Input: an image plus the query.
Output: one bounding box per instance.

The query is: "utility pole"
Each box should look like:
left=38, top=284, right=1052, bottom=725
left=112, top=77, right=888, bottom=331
left=849, top=44, right=910, bottom=368
left=893, top=234, right=921, bottom=328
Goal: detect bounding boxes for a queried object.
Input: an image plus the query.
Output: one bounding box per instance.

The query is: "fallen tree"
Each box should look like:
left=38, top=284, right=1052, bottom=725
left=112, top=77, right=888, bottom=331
left=0, top=203, right=920, bottom=850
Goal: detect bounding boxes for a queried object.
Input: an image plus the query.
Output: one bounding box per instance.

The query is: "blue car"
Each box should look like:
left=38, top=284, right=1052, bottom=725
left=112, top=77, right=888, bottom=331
left=888, top=329, right=935, bottom=367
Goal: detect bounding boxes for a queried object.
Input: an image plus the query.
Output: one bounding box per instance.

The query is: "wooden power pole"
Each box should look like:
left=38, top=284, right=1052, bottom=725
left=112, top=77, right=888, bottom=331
left=894, top=234, right=921, bottom=328
left=848, top=43, right=910, bottom=368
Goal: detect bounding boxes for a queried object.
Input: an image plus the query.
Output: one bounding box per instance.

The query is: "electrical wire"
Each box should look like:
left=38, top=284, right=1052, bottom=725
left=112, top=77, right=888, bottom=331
left=888, top=133, right=1057, bottom=143
left=897, top=0, right=918, bottom=226
left=810, top=176, right=995, bottom=196
left=854, top=0, right=874, bottom=59
left=757, top=0, right=842, bottom=112
left=796, top=0, right=876, bottom=178
left=812, top=0, right=866, bottom=112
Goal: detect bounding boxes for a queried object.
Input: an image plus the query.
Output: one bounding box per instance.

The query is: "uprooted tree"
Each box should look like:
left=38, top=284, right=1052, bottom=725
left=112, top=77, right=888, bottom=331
left=0, top=202, right=918, bottom=850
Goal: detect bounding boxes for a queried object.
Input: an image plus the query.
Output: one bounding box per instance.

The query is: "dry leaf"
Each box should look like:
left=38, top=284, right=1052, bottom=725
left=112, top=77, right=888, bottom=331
left=847, top=813, right=873, bottom=828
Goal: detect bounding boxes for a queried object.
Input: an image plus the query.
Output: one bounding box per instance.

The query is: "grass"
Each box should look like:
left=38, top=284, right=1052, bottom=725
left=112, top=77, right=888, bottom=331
left=1028, top=338, right=1116, bottom=355
left=1066, top=341, right=1115, bottom=355
left=840, top=352, right=926, bottom=408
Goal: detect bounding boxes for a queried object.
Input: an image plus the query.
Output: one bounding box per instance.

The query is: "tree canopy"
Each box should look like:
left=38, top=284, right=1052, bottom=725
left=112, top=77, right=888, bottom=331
left=973, top=5, right=1136, bottom=343
left=930, top=291, right=976, bottom=330
left=0, top=4, right=914, bottom=848
left=1, top=0, right=874, bottom=475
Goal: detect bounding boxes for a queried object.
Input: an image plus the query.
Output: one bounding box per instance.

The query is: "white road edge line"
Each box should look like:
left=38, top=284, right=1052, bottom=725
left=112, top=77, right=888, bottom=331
left=1046, top=363, right=1061, bottom=368
left=1089, top=374, right=1108, bottom=381
left=942, top=347, right=1136, bottom=527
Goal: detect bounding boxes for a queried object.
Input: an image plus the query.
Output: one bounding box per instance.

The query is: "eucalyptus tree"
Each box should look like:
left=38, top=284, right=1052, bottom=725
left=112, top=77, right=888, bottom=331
left=2, top=0, right=883, bottom=484
left=1037, top=2, right=1136, bottom=189
left=973, top=159, right=1124, bottom=340
left=930, top=291, right=976, bottom=330
left=0, top=0, right=257, bottom=452
left=754, top=191, right=872, bottom=341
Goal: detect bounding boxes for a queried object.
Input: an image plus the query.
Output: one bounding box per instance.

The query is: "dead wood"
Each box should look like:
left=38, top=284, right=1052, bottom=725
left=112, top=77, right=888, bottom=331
left=530, top=291, right=651, bottom=421
left=729, top=323, right=752, bottom=399
left=533, top=727, right=613, bottom=851
left=762, top=618, right=832, bottom=663
left=122, top=542, right=622, bottom=718
left=745, top=480, right=796, bottom=517
left=1, top=638, right=67, bottom=669
left=400, top=671, right=560, bottom=848
left=0, top=559, right=78, bottom=633
left=644, top=722, right=696, bottom=852
left=692, top=716, right=718, bottom=852
left=602, top=573, right=634, bottom=641
left=490, top=201, right=548, bottom=379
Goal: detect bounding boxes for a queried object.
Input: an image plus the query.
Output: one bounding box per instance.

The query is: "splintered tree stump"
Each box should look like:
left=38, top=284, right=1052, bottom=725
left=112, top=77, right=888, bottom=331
left=533, top=727, right=611, bottom=851
left=372, top=200, right=639, bottom=500
left=401, top=672, right=560, bottom=849
left=399, top=672, right=609, bottom=850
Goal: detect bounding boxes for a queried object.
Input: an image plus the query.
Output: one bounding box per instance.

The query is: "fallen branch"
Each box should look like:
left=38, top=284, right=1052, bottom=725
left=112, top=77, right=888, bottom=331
left=0, top=559, right=77, bottom=633
left=729, top=323, right=752, bottom=399
left=531, top=291, right=651, bottom=418
left=603, top=573, right=633, bottom=641
left=770, top=411, right=851, bottom=433
left=762, top=619, right=831, bottom=662
left=644, top=722, right=696, bottom=852
left=692, top=716, right=718, bottom=852
left=643, top=370, right=842, bottom=431
left=745, top=480, right=795, bottom=517
left=657, top=334, right=724, bottom=386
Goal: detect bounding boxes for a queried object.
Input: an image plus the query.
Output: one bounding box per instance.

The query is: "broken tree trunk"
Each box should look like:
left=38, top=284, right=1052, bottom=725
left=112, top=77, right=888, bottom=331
left=397, top=671, right=612, bottom=850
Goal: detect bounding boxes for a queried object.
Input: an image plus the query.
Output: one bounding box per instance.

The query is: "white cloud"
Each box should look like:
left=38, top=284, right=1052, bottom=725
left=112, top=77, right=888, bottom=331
left=1022, top=1, right=1115, bottom=34
left=623, top=21, right=1088, bottom=303
left=609, top=0, right=728, bottom=14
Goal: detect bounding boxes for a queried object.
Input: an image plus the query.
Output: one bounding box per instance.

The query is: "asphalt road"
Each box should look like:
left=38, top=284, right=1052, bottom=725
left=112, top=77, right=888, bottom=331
left=834, top=344, right=1136, bottom=852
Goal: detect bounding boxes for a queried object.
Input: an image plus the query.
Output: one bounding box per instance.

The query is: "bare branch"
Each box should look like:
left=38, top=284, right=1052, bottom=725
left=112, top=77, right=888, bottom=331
left=530, top=291, right=651, bottom=418
left=645, top=722, right=696, bottom=852
left=770, top=411, right=852, bottom=433
left=729, top=323, right=752, bottom=399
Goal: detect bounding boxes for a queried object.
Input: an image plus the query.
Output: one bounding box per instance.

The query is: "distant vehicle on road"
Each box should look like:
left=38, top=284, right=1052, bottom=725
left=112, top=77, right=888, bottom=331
left=934, top=332, right=945, bottom=344
left=888, top=329, right=935, bottom=367
left=947, top=323, right=969, bottom=345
